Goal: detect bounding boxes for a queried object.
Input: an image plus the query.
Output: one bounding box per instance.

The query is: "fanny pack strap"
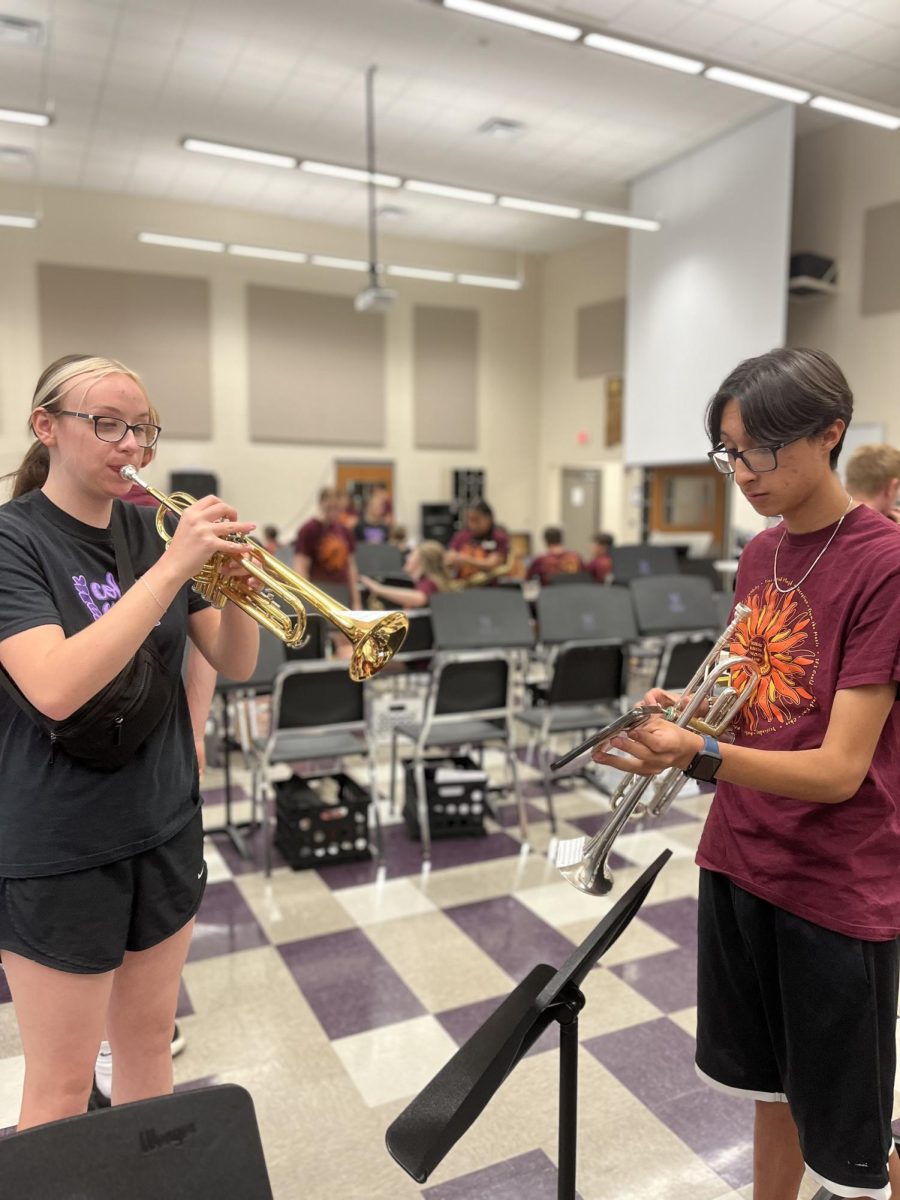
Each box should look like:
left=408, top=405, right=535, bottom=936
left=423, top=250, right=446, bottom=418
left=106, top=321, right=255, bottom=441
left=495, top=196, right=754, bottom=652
left=0, top=501, right=138, bottom=725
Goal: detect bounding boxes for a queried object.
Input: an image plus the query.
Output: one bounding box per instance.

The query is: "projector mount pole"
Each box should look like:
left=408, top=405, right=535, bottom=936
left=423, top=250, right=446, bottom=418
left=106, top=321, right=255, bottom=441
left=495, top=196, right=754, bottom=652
left=365, top=63, right=379, bottom=291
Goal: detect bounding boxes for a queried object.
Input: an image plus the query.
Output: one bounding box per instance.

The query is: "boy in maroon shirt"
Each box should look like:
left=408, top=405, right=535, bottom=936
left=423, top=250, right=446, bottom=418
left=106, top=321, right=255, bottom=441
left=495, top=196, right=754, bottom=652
left=294, top=487, right=360, bottom=608
left=586, top=532, right=614, bottom=583
left=526, top=527, right=585, bottom=585
left=593, top=348, right=900, bottom=1200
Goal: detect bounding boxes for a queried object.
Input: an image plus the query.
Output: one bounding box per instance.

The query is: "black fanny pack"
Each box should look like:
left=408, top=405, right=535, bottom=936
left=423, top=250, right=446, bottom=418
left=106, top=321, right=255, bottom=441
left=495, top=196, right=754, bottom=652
left=0, top=505, right=176, bottom=772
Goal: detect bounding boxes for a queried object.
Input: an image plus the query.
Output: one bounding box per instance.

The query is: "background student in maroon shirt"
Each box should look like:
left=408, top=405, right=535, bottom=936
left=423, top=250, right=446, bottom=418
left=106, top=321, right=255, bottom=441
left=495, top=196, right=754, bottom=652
left=587, top=532, right=614, bottom=583
left=359, top=541, right=450, bottom=609
left=294, top=487, right=360, bottom=608
left=526, top=526, right=585, bottom=585
left=446, top=500, right=510, bottom=584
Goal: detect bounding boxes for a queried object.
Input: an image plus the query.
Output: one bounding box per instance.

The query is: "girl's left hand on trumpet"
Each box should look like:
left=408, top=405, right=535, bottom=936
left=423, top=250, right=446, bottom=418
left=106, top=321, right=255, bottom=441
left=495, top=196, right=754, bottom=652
left=591, top=715, right=704, bottom=777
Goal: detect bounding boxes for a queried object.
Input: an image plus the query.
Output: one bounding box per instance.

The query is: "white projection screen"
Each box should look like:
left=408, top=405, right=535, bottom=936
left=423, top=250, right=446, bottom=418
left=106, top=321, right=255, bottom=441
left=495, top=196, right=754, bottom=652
left=624, top=105, right=795, bottom=467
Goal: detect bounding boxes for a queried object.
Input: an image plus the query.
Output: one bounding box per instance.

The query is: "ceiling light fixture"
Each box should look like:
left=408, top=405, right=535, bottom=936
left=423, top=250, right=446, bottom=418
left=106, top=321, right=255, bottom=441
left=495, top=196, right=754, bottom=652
left=0, top=212, right=39, bottom=228
left=441, top=0, right=581, bottom=42
left=499, top=196, right=581, bottom=218
left=138, top=232, right=225, bottom=252
left=457, top=273, right=522, bottom=289
left=387, top=265, right=455, bottom=282
left=583, top=32, right=704, bottom=75
left=300, top=160, right=401, bottom=187
left=182, top=137, right=297, bottom=168
left=309, top=254, right=369, bottom=271
left=584, top=210, right=661, bottom=231
left=0, top=15, right=45, bottom=46
left=704, top=67, right=810, bottom=104
left=0, top=145, right=32, bottom=163
left=0, top=106, right=51, bottom=127
left=227, top=244, right=308, bottom=263
left=404, top=179, right=496, bottom=204
left=808, top=96, right=900, bottom=130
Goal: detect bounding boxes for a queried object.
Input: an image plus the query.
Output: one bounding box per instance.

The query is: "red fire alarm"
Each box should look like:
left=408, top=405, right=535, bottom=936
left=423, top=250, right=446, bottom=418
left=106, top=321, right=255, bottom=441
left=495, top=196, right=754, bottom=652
left=576, top=430, right=590, bottom=445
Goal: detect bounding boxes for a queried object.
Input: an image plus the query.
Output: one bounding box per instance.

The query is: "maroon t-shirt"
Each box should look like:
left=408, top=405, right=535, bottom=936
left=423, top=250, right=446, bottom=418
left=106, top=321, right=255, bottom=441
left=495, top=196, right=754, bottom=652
left=587, top=552, right=612, bottom=584
left=448, top=527, right=510, bottom=581
left=696, top=505, right=900, bottom=940
left=417, top=577, right=439, bottom=599
left=527, top=549, right=585, bottom=585
left=294, top=519, right=354, bottom=584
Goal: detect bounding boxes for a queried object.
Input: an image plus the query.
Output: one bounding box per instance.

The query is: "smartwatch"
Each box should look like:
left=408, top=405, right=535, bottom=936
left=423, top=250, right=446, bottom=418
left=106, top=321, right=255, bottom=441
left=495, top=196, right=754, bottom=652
left=684, top=734, right=722, bottom=783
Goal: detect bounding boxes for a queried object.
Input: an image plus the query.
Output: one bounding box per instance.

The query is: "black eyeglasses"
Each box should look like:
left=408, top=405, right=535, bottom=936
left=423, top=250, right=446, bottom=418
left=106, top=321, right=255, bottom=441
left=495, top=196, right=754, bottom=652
left=56, top=411, right=162, bottom=449
left=708, top=439, right=799, bottom=476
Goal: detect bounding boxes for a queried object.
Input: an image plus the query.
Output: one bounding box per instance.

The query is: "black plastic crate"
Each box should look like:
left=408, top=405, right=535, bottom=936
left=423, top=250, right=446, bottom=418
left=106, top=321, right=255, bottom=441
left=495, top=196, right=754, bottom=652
left=273, top=773, right=371, bottom=870
left=403, top=755, right=488, bottom=840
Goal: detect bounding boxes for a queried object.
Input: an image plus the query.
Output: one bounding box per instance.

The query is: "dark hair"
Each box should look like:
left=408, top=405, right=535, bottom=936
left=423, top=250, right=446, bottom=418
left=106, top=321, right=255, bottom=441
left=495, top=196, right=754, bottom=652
left=543, top=526, right=563, bottom=546
left=468, top=499, right=493, bottom=521
left=262, top=524, right=279, bottom=541
left=705, top=347, right=853, bottom=470
left=592, top=532, right=614, bottom=549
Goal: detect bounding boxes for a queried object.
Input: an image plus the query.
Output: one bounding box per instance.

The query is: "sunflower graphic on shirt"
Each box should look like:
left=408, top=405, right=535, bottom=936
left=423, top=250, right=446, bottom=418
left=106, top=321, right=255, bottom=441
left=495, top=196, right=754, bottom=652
left=727, top=581, right=819, bottom=735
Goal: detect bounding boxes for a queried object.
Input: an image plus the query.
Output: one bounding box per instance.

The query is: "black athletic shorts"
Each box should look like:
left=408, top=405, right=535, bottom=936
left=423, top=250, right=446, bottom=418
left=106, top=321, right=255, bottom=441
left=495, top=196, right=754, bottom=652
left=0, top=809, right=206, bottom=975
left=696, top=868, right=899, bottom=1200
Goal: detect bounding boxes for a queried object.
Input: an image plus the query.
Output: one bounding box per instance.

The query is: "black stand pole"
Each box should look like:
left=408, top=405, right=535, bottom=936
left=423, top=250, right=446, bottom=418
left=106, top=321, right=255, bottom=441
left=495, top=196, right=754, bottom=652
left=386, top=851, right=673, bottom=1196
left=203, top=687, right=251, bottom=858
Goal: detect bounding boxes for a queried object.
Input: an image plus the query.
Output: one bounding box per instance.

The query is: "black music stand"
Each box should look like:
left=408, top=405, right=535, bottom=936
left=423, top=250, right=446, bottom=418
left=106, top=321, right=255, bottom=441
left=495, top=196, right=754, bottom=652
left=386, top=850, right=672, bottom=1198
left=0, top=1084, right=272, bottom=1199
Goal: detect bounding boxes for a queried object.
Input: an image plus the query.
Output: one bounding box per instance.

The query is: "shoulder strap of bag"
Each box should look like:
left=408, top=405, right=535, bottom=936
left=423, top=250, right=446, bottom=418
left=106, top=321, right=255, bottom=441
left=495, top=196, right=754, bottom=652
left=0, top=501, right=139, bottom=725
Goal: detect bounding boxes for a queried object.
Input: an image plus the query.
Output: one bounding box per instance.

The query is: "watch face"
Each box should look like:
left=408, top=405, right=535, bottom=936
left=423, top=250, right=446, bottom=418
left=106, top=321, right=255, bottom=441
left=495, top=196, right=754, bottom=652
left=692, top=754, right=720, bottom=783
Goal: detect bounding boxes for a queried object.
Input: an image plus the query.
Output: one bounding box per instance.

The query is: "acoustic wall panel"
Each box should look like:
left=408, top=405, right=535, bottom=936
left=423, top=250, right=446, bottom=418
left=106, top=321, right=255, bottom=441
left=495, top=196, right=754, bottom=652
left=576, top=297, right=625, bottom=379
left=413, top=305, right=478, bottom=449
left=38, top=263, right=212, bottom=438
left=861, top=201, right=900, bottom=317
left=247, top=285, right=385, bottom=446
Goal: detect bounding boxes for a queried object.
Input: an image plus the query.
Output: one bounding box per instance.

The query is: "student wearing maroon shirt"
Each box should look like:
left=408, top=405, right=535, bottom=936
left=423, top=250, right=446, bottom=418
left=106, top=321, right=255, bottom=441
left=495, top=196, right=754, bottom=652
left=593, top=348, right=900, bottom=1200
left=587, top=532, right=614, bottom=583
left=526, top=527, right=585, bottom=586
left=359, top=541, right=450, bottom=609
left=294, top=487, right=360, bottom=608
left=446, top=500, right=510, bottom=584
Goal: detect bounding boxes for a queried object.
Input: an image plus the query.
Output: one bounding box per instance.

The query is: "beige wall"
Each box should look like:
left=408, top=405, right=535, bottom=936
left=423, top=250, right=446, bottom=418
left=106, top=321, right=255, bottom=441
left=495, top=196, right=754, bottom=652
left=789, top=122, right=900, bottom=446
left=537, top=231, right=640, bottom=547
left=0, top=183, right=541, bottom=542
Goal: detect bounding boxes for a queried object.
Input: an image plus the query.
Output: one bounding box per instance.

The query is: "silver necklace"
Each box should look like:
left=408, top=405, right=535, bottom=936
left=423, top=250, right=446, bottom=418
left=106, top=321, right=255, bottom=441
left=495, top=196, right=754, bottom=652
left=772, top=496, right=853, bottom=594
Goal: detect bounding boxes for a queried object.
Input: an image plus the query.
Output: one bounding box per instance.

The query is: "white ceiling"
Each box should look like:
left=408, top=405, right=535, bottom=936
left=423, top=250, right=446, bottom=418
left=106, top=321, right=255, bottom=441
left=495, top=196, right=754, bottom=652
left=0, top=0, right=897, bottom=253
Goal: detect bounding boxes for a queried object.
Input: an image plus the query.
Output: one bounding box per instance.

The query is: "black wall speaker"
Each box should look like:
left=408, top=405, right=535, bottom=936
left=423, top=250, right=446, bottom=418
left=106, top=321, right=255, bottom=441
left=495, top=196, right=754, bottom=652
left=169, top=470, right=219, bottom=498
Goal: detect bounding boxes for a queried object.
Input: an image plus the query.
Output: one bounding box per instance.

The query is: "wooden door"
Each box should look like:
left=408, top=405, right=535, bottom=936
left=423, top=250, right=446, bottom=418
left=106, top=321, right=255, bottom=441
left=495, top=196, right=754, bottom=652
left=648, top=465, right=727, bottom=557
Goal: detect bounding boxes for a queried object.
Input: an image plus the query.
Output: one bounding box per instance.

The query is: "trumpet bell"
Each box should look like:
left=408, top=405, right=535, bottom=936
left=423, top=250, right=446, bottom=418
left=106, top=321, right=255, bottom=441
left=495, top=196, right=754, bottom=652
left=347, top=610, right=410, bottom=682
left=556, top=837, right=613, bottom=896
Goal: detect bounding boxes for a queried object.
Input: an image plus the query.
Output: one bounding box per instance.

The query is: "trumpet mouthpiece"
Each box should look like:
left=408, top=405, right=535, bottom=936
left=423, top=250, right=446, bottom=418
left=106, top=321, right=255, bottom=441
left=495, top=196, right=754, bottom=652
left=120, top=465, right=138, bottom=482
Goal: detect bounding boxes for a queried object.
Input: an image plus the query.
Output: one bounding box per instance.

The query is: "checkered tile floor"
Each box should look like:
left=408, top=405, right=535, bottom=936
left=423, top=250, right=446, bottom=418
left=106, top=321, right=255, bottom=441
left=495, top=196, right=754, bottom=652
left=0, top=746, right=897, bottom=1199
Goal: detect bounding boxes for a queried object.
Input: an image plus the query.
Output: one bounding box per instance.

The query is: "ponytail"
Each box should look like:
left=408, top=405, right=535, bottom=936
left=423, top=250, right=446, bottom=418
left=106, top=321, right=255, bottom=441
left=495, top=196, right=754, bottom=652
left=10, top=441, right=50, bottom=499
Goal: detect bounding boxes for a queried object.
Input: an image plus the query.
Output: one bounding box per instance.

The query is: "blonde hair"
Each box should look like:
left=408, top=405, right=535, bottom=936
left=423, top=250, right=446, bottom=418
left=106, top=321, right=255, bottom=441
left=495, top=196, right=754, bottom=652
left=8, top=354, right=148, bottom=498
left=417, top=540, right=451, bottom=591
left=845, top=444, right=900, bottom=497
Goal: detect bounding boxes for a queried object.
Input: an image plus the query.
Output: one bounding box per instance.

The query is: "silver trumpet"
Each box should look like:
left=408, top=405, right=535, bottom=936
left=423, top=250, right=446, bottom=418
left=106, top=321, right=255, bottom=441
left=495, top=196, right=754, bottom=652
left=556, top=604, right=758, bottom=896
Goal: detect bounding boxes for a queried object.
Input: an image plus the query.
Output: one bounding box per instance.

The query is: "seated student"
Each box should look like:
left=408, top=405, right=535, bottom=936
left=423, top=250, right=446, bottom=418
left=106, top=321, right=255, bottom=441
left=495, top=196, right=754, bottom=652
left=294, top=487, right=360, bottom=608
left=388, top=524, right=410, bottom=553
left=356, top=484, right=392, bottom=544
left=261, top=524, right=280, bottom=553
left=445, top=500, right=510, bottom=584
left=526, top=526, right=586, bottom=585
left=846, top=443, right=900, bottom=524
left=359, top=541, right=449, bottom=609
left=587, top=532, right=614, bottom=583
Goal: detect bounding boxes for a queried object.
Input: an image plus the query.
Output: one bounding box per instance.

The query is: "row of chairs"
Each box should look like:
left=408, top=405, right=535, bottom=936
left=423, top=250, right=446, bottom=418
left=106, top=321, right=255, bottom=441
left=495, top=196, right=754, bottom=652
left=215, top=577, right=731, bottom=870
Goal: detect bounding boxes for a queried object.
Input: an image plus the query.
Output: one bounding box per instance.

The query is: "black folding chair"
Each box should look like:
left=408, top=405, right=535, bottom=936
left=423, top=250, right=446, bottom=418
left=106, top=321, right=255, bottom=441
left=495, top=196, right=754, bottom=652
left=629, top=574, right=720, bottom=691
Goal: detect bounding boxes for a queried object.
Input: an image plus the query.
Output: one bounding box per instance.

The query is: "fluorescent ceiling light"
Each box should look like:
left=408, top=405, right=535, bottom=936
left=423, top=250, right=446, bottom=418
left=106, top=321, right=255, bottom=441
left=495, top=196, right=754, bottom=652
left=809, top=96, right=900, bottom=130
left=387, top=265, right=455, bottom=282
left=498, top=196, right=581, bottom=219
left=228, top=244, right=308, bottom=263
left=309, top=254, right=369, bottom=271
left=0, top=212, right=39, bottom=228
left=404, top=179, right=496, bottom=204
left=138, top=232, right=225, bottom=252
left=456, top=273, right=522, bottom=290
left=704, top=67, right=810, bottom=104
left=584, top=210, right=661, bottom=231
left=583, top=32, right=704, bottom=74
left=442, top=0, right=581, bottom=42
left=300, top=161, right=401, bottom=187
left=0, top=106, right=51, bottom=127
left=182, top=137, right=297, bottom=168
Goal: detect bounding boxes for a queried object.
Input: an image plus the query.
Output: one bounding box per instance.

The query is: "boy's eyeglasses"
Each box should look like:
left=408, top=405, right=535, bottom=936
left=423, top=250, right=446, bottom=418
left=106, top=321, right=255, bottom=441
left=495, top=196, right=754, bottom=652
left=56, top=411, right=162, bottom=449
left=708, top=439, right=799, bottom=475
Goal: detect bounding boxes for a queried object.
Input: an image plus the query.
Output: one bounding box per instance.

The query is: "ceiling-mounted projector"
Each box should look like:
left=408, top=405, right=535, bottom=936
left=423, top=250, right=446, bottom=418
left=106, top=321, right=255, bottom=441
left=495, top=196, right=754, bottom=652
left=354, top=283, right=397, bottom=313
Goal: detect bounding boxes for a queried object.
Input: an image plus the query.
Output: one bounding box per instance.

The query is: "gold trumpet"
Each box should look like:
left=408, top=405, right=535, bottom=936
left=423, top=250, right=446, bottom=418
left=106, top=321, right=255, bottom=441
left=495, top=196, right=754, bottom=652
left=120, top=466, right=409, bottom=681
left=555, top=604, right=758, bottom=896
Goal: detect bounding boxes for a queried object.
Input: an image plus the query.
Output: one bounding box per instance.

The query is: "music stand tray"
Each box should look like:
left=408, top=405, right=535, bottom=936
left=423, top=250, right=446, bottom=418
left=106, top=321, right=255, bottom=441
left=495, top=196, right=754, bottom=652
left=386, top=850, right=672, bottom=1199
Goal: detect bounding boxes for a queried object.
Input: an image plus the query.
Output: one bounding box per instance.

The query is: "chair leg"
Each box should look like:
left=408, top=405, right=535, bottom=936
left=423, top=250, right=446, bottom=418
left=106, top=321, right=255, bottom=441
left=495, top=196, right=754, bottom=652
left=505, top=742, right=529, bottom=850
left=389, top=733, right=399, bottom=816
left=414, top=754, right=432, bottom=867
left=263, top=779, right=273, bottom=877
left=367, top=753, right=384, bottom=863
left=541, top=742, right=558, bottom=835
